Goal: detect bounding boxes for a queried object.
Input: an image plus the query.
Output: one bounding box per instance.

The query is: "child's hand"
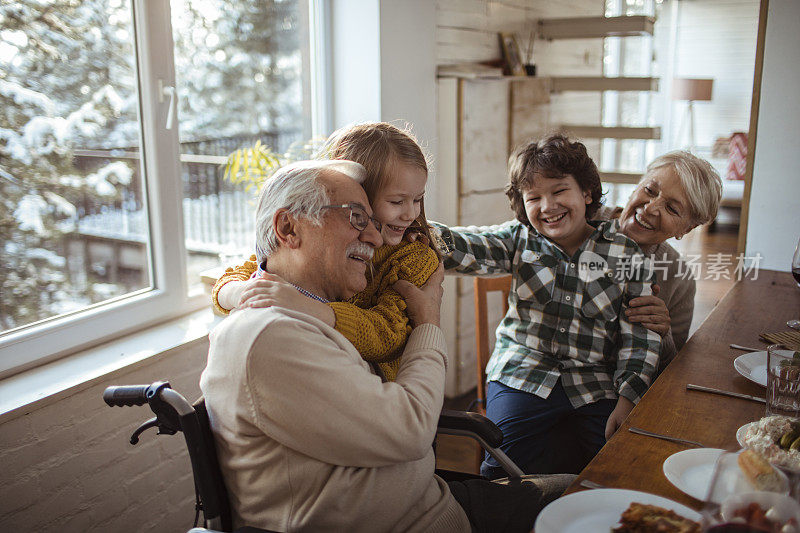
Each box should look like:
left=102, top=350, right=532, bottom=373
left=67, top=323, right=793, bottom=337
left=604, top=396, right=634, bottom=440
left=393, top=263, right=444, bottom=327
left=403, top=230, right=429, bottom=246
left=238, top=273, right=335, bottom=326
left=625, top=284, right=670, bottom=337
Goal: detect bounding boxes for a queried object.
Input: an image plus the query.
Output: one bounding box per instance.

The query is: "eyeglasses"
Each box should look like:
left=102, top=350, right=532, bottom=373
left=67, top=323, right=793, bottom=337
left=320, top=203, right=382, bottom=234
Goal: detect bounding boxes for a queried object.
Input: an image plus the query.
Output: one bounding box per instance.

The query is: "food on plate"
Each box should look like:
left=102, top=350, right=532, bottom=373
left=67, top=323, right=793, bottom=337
left=726, top=501, right=799, bottom=533
left=612, top=502, right=701, bottom=532
left=743, top=416, right=800, bottom=471
left=738, top=450, right=784, bottom=492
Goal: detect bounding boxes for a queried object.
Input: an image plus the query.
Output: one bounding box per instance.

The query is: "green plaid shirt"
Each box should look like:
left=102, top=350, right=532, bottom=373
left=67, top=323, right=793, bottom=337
left=432, top=219, right=661, bottom=408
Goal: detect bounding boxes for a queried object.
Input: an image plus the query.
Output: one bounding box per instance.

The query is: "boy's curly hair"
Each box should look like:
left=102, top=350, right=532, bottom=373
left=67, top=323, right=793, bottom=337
left=505, top=134, right=603, bottom=227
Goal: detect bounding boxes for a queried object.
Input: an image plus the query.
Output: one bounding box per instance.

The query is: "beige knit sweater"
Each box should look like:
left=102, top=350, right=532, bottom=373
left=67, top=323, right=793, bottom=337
left=199, top=307, right=470, bottom=532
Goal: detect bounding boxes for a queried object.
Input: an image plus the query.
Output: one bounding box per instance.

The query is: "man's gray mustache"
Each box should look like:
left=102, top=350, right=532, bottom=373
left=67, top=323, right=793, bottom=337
left=346, top=242, right=374, bottom=260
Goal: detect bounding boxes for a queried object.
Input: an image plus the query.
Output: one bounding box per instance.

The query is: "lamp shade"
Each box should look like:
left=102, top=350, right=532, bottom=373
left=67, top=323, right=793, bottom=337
left=671, top=78, right=713, bottom=101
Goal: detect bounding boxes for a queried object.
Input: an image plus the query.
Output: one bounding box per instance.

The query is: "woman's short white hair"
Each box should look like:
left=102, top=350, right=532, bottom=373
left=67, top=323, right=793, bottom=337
left=643, top=151, right=723, bottom=227
left=254, top=159, right=366, bottom=264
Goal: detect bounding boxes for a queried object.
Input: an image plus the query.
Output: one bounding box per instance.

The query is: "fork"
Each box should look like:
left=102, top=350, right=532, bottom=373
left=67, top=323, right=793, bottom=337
left=729, top=343, right=762, bottom=352
left=628, top=426, right=705, bottom=448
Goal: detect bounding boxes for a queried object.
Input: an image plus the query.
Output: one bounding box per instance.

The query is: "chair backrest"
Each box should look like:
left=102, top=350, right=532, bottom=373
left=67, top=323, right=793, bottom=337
left=473, top=275, right=512, bottom=414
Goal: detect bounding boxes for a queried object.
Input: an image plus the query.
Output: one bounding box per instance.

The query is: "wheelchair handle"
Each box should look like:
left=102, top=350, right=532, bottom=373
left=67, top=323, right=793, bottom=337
left=103, top=381, right=170, bottom=407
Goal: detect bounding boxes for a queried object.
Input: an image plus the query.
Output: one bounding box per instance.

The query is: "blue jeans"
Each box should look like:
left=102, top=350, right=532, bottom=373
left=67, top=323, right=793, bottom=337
left=481, top=380, right=615, bottom=479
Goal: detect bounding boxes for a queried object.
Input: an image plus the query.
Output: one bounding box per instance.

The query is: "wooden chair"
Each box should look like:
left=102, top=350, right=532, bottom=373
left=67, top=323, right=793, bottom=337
left=471, top=275, right=512, bottom=472
left=472, top=275, right=513, bottom=416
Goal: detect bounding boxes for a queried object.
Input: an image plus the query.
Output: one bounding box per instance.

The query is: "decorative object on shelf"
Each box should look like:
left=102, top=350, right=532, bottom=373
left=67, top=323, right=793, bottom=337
left=499, top=32, right=525, bottom=77
left=523, top=27, right=536, bottom=76
left=672, top=77, right=714, bottom=152
left=726, top=132, right=748, bottom=181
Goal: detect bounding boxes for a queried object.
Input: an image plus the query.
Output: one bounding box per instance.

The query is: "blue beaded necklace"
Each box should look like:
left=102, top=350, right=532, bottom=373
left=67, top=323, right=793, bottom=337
left=291, top=284, right=330, bottom=304
left=257, top=262, right=330, bottom=303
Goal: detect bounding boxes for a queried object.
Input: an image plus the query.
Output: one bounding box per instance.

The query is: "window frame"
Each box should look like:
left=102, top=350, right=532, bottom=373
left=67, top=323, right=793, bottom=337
left=0, top=0, right=321, bottom=378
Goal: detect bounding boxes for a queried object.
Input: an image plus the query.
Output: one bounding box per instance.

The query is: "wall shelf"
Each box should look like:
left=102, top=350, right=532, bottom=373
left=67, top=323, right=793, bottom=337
left=538, top=15, right=655, bottom=40
left=550, top=76, right=659, bottom=92
left=558, top=125, right=661, bottom=140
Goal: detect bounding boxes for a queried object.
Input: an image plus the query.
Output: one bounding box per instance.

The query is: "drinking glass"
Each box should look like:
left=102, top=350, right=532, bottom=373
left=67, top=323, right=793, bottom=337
left=766, top=344, right=800, bottom=419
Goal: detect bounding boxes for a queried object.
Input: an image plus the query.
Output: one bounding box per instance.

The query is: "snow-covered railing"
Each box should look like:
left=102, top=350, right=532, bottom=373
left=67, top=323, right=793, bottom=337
left=69, top=130, right=299, bottom=257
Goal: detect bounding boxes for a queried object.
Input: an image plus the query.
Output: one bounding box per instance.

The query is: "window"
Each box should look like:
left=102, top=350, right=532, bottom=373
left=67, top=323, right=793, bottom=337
left=0, top=0, right=315, bottom=376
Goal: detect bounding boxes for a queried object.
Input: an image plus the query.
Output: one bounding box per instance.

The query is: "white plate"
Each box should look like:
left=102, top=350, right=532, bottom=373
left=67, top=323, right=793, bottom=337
left=737, top=422, right=757, bottom=447
left=664, top=448, right=790, bottom=504
left=534, top=488, right=701, bottom=533
left=663, top=448, right=726, bottom=501
left=733, top=351, right=768, bottom=387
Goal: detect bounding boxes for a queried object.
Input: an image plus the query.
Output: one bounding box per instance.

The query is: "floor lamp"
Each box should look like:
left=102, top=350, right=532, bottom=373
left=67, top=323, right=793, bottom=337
left=672, top=78, right=713, bottom=152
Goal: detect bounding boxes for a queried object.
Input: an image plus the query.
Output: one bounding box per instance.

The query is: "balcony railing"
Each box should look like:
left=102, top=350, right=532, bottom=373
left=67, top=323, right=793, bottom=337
left=70, top=130, right=300, bottom=258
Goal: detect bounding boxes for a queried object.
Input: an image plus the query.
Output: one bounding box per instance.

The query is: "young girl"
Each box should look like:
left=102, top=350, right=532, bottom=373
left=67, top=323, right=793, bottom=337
left=213, top=122, right=441, bottom=381
left=432, top=135, right=662, bottom=477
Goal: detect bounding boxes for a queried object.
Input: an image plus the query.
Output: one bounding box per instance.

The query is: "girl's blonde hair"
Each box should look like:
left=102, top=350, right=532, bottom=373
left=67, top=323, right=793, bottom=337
left=320, top=122, right=441, bottom=258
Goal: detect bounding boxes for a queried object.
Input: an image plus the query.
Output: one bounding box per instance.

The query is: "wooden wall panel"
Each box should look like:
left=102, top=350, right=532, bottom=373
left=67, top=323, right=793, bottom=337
left=460, top=81, right=510, bottom=194
left=460, top=192, right=515, bottom=226
left=436, top=0, right=605, bottom=66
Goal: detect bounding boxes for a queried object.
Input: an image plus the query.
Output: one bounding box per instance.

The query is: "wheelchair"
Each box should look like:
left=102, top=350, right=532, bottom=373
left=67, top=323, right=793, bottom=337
left=103, top=381, right=525, bottom=533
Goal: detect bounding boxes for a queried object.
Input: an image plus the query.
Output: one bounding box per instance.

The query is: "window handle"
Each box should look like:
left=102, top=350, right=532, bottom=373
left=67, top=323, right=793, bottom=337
left=158, top=79, right=177, bottom=130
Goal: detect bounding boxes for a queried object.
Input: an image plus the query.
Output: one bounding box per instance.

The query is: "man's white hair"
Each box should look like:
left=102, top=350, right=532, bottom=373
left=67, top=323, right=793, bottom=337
left=254, top=159, right=366, bottom=264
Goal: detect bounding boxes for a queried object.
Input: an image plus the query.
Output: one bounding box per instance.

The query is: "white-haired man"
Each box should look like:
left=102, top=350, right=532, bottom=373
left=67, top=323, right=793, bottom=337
left=200, top=160, right=567, bottom=532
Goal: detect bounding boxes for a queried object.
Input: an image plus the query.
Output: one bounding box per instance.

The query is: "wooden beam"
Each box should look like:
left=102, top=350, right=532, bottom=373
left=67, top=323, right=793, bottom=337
left=557, top=126, right=661, bottom=140
left=550, top=76, right=659, bottom=93
left=538, top=15, right=654, bottom=40
left=737, top=0, right=769, bottom=256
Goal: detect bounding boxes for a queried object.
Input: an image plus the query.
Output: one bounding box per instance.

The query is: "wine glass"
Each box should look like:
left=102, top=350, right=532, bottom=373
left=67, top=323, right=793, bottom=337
left=789, top=237, right=800, bottom=331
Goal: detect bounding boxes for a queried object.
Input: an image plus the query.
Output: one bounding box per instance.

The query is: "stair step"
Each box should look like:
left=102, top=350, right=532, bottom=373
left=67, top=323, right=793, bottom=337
left=538, top=15, right=655, bottom=40
left=599, top=171, right=643, bottom=184
left=550, top=76, right=659, bottom=92
left=558, top=125, right=661, bottom=140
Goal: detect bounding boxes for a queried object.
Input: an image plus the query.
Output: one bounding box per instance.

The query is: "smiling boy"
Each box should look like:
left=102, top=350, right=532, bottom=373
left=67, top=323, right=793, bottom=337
left=432, top=135, right=662, bottom=477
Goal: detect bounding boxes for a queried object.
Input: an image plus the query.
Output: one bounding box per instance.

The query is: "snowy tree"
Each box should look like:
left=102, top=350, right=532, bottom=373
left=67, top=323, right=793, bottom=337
left=0, top=0, right=137, bottom=329
left=173, top=0, right=302, bottom=142
left=1, top=0, right=302, bottom=330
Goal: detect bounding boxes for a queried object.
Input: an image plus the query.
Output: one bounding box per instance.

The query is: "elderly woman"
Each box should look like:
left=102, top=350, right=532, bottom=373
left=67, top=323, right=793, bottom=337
left=602, top=150, right=723, bottom=370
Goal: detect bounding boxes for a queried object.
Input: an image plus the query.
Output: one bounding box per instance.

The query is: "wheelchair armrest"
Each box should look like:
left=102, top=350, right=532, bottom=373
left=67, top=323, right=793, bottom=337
left=188, top=526, right=276, bottom=533
left=436, top=409, right=524, bottom=480
left=437, top=409, right=503, bottom=449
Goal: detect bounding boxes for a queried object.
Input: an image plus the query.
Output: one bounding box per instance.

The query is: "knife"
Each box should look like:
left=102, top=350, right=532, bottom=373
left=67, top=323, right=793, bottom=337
left=686, top=383, right=766, bottom=404
left=628, top=426, right=705, bottom=448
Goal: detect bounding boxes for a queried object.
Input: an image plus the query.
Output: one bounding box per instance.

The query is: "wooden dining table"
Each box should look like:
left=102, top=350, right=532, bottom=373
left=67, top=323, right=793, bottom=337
left=565, top=269, right=800, bottom=510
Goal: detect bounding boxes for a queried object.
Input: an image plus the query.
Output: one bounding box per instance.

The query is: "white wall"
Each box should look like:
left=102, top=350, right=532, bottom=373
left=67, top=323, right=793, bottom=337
left=329, top=0, right=436, bottom=145
left=654, top=0, right=760, bottom=153
left=330, top=0, right=381, bottom=126
left=0, top=342, right=207, bottom=532
left=745, top=0, right=800, bottom=271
